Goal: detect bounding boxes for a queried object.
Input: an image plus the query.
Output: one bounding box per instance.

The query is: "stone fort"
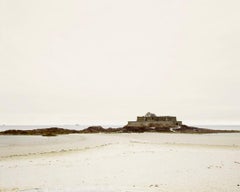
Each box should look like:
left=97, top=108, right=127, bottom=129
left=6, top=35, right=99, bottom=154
left=127, top=112, right=182, bottom=127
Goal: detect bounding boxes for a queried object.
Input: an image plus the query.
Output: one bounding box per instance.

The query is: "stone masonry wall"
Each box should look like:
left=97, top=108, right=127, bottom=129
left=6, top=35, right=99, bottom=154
left=127, top=121, right=179, bottom=127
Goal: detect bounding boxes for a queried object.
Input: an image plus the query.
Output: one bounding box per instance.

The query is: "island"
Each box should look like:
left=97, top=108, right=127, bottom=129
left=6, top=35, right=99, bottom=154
left=0, top=112, right=239, bottom=136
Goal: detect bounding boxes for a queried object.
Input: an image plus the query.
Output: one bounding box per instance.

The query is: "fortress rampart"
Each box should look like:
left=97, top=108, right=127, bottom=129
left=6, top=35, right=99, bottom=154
left=127, top=112, right=182, bottom=127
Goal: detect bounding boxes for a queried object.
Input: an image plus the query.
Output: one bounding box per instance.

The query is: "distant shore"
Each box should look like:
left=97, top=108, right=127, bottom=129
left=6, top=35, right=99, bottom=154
left=0, top=124, right=239, bottom=136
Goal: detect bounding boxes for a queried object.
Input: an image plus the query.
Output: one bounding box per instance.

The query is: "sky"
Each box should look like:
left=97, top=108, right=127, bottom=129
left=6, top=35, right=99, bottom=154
left=0, top=0, right=240, bottom=125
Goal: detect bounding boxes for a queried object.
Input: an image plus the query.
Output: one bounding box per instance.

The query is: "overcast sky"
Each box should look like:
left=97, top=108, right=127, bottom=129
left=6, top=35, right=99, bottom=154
left=0, top=0, right=240, bottom=125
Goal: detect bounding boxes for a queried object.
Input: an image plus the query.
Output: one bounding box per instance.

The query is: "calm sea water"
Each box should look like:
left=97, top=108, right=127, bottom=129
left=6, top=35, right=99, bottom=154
left=0, top=124, right=239, bottom=131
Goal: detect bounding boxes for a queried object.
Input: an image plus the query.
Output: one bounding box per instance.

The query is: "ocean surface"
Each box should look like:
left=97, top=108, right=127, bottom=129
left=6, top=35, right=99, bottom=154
left=0, top=124, right=240, bottom=131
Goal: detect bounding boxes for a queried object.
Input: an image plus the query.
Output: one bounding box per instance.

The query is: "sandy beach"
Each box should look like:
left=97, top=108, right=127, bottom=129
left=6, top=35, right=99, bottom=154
left=0, top=133, right=240, bottom=192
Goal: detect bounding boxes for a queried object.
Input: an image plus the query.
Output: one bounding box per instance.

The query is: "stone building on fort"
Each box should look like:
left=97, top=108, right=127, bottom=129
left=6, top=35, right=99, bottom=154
left=127, top=112, right=182, bottom=127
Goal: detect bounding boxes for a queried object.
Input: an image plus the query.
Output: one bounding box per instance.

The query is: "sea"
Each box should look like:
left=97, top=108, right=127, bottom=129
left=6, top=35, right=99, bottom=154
left=0, top=124, right=240, bottom=131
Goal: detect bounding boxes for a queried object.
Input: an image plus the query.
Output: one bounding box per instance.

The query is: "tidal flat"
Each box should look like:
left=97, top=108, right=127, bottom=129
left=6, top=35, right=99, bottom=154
left=0, top=133, right=240, bottom=192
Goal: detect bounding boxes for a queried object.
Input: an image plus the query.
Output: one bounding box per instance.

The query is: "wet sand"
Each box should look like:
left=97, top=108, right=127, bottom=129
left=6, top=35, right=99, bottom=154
left=0, top=133, right=240, bottom=192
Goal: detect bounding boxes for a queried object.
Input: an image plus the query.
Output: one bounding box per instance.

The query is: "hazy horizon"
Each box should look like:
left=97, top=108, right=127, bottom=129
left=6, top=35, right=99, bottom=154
left=1, top=0, right=240, bottom=125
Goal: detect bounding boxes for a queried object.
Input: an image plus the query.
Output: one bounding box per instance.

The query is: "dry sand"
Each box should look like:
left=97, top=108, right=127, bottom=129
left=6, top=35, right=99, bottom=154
left=0, top=133, right=240, bottom=192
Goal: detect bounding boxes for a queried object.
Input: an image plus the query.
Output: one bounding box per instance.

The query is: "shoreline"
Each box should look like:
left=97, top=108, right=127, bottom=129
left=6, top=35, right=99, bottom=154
left=0, top=124, right=240, bottom=137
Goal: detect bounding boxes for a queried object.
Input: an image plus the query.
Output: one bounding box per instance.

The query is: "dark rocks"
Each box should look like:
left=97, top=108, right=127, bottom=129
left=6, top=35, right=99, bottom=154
left=0, top=127, right=79, bottom=136
left=178, top=125, right=240, bottom=134
left=0, top=125, right=239, bottom=136
left=78, top=126, right=123, bottom=133
left=120, top=126, right=149, bottom=133
left=79, top=126, right=106, bottom=133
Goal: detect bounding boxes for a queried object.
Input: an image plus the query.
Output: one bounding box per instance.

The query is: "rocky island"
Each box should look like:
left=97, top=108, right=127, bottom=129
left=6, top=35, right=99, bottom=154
left=0, top=113, right=239, bottom=136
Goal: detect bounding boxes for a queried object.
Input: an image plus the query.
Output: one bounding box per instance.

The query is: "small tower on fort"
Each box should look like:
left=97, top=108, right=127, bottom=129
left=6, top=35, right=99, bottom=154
left=145, top=112, right=156, bottom=117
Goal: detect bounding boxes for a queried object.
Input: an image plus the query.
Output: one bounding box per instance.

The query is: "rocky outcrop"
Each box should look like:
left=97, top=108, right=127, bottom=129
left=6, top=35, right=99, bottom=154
left=177, top=125, right=240, bottom=133
left=0, top=127, right=79, bottom=136
left=0, top=125, right=239, bottom=136
left=79, top=126, right=106, bottom=133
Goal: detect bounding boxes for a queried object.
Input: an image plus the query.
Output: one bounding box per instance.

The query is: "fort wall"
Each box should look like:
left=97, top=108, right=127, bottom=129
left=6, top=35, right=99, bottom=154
left=127, top=121, right=179, bottom=127
left=137, top=116, right=177, bottom=122
left=127, top=113, right=182, bottom=127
